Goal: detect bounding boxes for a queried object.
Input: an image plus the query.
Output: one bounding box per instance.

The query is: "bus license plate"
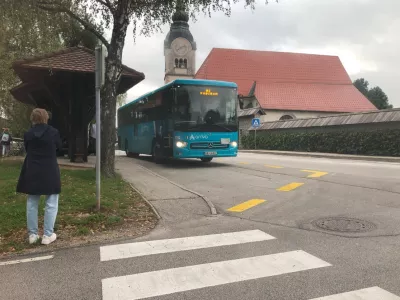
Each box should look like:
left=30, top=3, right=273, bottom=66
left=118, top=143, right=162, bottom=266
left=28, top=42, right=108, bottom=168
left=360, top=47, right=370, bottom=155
left=221, top=138, right=230, bottom=144
left=205, top=151, right=217, bottom=156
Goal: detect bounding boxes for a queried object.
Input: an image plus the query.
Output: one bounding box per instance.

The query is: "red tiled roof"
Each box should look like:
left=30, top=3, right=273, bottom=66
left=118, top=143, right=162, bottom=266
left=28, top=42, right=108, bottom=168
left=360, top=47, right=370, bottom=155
left=255, top=83, right=376, bottom=112
left=195, top=48, right=377, bottom=112
left=12, top=46, right=144, bottom=78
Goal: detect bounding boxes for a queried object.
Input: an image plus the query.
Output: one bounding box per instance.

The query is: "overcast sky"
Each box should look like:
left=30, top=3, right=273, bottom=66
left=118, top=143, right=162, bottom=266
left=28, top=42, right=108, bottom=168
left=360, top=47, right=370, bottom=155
left=121, top=0, right=399, bottom=108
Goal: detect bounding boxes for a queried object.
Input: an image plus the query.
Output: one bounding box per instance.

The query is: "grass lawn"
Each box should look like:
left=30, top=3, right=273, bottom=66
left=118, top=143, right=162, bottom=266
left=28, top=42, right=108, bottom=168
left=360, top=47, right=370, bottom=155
left=0, top=159, right=158, bottom=255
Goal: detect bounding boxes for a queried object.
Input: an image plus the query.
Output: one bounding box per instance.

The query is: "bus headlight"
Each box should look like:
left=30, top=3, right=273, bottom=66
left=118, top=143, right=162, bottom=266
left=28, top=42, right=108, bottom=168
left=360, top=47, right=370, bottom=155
left=230, top=141, right=238, bottom=148
left=176, top=141, right=187, bottom=148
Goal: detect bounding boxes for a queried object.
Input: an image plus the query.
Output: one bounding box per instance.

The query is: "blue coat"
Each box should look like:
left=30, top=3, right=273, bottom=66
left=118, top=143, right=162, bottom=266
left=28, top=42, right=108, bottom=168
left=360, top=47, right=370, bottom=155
left=17, top=124, right=62, bottom=195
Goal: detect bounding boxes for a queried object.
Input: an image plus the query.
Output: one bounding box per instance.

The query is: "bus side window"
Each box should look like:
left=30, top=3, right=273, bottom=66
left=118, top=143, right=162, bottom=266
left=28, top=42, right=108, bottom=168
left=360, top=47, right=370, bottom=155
left=162, top=88, right=174, bottom=112
left=134, top=125, right=138, bottom=136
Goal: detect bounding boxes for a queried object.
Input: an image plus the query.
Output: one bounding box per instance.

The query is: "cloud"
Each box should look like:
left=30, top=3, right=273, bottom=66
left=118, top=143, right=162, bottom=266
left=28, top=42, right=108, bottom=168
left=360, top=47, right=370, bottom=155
left=122, top=0, right=399, bottom=107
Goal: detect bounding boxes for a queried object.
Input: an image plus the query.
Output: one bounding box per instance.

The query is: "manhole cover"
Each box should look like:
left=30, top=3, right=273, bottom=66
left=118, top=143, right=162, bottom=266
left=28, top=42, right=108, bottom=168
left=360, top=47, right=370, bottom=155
left=312, top=217, right=377, bottom=233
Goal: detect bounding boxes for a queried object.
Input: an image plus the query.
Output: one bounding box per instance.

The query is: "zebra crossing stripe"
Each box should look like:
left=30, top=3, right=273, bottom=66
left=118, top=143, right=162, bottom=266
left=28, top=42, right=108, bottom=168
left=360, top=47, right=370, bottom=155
left=100, top=229, right=275, bottom=262
left=102, top=250, right=331, bottom=300
left=309, top=286, right=400, bottom=300
left=0, top=255, right=54, bottom=266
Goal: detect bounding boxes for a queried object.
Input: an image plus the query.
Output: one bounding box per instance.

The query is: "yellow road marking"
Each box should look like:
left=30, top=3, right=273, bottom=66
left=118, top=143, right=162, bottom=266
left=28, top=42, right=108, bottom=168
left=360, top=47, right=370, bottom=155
left=301, top=170, right=328, bottom=178
left=265, top=165, right=284, bottom=169
left=227, top=199, right=266, bottom=212
left=239, top=162, right=250, bottom=165
left=277, top=182, right=304, bottom=192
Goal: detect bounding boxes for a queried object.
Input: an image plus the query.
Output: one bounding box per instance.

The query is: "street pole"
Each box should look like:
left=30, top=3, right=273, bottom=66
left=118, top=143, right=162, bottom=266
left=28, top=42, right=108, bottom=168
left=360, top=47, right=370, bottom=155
left=95, top=45, right=105, bottom=211
left=254, top=128, right=257, bottom=150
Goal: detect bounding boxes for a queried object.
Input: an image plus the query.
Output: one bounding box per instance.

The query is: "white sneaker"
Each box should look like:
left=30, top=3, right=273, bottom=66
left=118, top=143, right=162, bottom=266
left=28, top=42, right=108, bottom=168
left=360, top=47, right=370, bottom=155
left=28, top=234, right=39, bottom=244
left=41, top=233, right=57, bottom=245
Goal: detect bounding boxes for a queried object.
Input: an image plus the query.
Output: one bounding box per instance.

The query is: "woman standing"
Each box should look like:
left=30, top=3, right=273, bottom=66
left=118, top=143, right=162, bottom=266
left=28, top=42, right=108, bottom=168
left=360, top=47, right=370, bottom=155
left=1, top=128, right=12, bottom=156
left=17, top=109, right=62, bottom=245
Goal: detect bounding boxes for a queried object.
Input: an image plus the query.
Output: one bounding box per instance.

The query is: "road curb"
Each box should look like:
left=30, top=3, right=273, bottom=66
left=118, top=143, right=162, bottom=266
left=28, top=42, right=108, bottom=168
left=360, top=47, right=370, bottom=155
left=128, top=183, right=162, bottom=220
left=240, top=150, right=400, bottom=163
left=58, top=162, right=93, bottom=169
left=135, top=164, right=218, bottom=216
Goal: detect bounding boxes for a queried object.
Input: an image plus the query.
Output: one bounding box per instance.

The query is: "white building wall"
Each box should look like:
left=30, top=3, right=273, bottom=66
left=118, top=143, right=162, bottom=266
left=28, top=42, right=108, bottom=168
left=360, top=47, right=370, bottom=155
left=260, top=110, right=342, bottom=122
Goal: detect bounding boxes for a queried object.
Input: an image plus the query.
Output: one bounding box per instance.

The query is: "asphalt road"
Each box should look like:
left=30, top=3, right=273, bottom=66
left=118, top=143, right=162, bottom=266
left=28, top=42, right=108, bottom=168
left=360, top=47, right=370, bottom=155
left=1, top=152, right=400, bottom=300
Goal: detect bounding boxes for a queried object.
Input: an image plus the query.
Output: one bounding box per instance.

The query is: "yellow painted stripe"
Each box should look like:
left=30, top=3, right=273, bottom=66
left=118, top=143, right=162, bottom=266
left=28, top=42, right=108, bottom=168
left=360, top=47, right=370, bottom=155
left=265, top=165, right=284, bottom=169
left=227, top=199, right=266, bottom=212
left=239, top=162, right=250, bottom=165
left=277, top=182, right=304, bottom=192
left=301, top=170, right=328, bottom=178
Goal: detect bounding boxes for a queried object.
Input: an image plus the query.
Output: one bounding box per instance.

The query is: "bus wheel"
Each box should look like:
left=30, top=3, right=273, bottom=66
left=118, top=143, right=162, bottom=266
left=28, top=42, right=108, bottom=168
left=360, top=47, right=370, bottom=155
left=201, top=157, right=213, bottom=162
left=125, top=140, right=130, bottom=157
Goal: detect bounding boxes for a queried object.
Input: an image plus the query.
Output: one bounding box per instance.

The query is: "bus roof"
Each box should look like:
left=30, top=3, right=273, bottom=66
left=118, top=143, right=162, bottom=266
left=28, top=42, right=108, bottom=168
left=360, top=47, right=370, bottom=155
left=118, top=78, right=238, bottom=111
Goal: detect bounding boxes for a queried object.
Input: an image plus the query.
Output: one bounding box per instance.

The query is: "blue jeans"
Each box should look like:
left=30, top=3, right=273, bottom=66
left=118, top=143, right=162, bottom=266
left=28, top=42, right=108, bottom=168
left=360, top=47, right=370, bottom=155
left=27, top=194, right=59, bottom=237
left=2, top=144, right=10, bottom=156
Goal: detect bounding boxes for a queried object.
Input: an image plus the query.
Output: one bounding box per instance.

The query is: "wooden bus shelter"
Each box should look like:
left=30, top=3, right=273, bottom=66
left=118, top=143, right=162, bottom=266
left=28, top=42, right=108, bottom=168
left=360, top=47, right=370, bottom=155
left=10, top=46, right=144, bottom=163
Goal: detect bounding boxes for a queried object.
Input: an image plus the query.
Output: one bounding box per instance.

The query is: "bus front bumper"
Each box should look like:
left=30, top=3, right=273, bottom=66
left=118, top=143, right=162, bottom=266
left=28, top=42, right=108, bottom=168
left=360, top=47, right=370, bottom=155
left=173, top=148, right=238, bottom=159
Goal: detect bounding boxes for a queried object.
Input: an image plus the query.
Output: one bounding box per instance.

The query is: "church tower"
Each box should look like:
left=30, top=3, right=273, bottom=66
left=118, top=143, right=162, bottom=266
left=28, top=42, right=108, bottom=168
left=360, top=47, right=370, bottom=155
left=164, top=1, right=196, bottom=83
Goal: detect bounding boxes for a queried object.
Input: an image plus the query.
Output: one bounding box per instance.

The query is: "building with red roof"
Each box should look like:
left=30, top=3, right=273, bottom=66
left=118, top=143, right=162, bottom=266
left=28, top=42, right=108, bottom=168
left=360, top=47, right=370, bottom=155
left=162, top=7, right=377, bottom=138
left=194, top=48, right=377, bottom=135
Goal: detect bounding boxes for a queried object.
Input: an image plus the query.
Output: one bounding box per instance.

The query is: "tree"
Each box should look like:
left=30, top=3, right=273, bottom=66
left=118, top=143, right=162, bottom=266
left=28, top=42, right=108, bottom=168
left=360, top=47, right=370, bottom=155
left=353, top=78, right=369, bottom=97
left=367, top=86, right=392, bottom=110
left=0, top=0, right=65, bottom=136
left=60, top=18, right=100, bottom=49
left=353, top=78, right=393, bottom=110
left=35, top=0, right=276, bottom=177
left=117, top=93, right=127, bottom=108
left=0, top=0, right=99, bottom=137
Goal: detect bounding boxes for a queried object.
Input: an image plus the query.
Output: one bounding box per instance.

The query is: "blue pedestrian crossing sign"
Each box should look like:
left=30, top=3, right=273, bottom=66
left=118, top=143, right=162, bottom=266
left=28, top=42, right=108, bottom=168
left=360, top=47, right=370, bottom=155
left=252, top=118, right=261, bottom=128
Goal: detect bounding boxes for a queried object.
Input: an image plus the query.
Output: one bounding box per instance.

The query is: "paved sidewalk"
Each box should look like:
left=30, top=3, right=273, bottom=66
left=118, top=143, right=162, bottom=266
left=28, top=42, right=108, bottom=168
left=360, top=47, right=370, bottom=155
left=240, top=149, right=400, bottom=163
left=115, top=156, right=213, bottom=225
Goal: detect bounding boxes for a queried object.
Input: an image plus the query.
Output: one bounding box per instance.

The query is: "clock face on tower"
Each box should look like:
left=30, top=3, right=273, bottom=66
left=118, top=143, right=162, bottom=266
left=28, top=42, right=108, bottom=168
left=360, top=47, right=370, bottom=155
left=171, top=38, right=191, bottom=56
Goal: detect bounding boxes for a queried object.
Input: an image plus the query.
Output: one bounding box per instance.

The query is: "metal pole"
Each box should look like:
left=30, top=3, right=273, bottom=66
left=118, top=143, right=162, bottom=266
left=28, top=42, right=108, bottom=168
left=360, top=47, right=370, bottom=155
left=254, top=128, right=257, bottom=150
left=95, top=46, right=102, bottom=211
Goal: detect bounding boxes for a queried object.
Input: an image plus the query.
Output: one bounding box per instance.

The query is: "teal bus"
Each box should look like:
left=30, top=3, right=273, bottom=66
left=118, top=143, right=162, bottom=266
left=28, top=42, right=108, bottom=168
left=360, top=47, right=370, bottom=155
left=117, top=79, right=238, bottom=163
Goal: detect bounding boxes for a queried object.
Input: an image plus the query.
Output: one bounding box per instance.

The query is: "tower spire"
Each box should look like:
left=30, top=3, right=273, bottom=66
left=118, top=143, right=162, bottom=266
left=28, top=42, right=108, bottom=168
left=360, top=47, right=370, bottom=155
left=172, top=0, right=189, bottom=23
left=164, top=0, right=197, bottom=84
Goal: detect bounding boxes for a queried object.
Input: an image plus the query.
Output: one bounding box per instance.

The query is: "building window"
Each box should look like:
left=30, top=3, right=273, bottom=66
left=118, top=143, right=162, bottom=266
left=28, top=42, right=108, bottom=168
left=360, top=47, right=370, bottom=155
left=280, top=115, right=294, bottom=120
left=174, top=58, right=179, bottom=67
left=179, top=58, right=184, bottom=68
left=183, top=58, right=187, bottom=68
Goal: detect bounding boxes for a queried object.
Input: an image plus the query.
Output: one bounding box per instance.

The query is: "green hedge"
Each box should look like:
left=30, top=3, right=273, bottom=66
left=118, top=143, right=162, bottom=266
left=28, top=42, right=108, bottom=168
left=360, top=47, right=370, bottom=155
left=241, top=129, right=400, bottom=156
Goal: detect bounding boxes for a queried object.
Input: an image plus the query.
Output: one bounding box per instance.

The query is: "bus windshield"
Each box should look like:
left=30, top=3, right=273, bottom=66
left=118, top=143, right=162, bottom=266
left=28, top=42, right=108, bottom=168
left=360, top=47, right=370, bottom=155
left=173, top=85, right=237, bottom=132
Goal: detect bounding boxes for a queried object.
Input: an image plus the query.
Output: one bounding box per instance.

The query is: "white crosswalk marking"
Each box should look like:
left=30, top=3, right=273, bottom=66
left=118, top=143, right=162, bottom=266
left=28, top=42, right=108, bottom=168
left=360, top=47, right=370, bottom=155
left=100, top=229, right=275, bottom=262
left=309, top=286, right=400, bottom=300
left=102, top=250, right=331, bottom=300
left=100, top=229, right=400, bottom=300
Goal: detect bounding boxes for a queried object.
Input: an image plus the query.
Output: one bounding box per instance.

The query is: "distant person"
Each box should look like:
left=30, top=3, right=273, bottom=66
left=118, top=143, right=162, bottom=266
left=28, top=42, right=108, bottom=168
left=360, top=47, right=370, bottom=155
left=1, top=128, right=12, bottom=157
left=16, top=108, right=62, bottom=245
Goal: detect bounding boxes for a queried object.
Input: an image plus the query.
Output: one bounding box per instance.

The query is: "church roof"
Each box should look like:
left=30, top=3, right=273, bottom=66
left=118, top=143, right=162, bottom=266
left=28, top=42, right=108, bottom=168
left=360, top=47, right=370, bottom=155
left=195, top=48, right=377, bottom=113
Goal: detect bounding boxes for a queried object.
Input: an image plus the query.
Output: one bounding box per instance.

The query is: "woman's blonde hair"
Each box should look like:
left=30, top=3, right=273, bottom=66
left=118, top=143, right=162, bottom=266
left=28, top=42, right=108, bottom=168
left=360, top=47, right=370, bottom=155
left=30, top=108, right=49, bottom=125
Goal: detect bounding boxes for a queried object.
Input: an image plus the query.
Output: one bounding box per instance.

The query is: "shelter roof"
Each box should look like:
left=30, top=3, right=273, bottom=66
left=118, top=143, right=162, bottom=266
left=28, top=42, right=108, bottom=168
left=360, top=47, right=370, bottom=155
left=12, top=46, right=144, bottom=79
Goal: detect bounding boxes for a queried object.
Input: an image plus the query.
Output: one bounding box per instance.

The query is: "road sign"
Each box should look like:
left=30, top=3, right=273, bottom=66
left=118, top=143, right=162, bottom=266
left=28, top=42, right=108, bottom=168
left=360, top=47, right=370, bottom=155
left=251, top=118, right=261, bottom=150
left=252, top=118, right=261, bottom=128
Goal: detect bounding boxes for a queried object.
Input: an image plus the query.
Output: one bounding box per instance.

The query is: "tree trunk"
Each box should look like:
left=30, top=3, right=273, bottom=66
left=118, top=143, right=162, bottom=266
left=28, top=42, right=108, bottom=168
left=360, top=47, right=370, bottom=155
left=100, top=9, right=130, bottom=177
